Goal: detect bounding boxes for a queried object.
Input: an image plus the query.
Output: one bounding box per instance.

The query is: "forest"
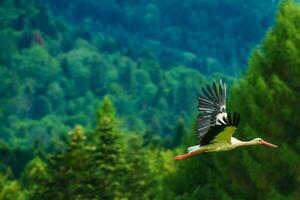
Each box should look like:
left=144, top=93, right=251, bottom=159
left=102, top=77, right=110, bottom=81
left=0, top=0, right=299, bottom=199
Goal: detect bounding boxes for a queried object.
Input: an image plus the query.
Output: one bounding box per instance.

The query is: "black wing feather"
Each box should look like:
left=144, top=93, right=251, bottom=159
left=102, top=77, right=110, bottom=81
left=197, top=79, right=227, bottom=143
left=202, top=88, right=213, bottom=100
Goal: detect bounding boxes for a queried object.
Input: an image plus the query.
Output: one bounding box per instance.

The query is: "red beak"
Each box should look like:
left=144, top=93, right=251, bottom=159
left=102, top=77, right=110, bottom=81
left=261, top=140, right=278, bottom=148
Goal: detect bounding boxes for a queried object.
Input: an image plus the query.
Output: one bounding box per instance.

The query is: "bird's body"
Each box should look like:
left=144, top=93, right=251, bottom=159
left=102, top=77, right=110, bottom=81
left=188, top=137, right=261, bottom=153
left=175, top=79, right=277, bottom=160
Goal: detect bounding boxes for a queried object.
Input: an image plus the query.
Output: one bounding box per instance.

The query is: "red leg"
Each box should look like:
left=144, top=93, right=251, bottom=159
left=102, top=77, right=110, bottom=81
left=174, top=149, right=207, bottom=160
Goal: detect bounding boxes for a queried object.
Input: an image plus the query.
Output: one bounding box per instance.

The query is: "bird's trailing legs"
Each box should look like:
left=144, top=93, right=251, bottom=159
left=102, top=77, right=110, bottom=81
left=174, top=149, right=207, bottom=160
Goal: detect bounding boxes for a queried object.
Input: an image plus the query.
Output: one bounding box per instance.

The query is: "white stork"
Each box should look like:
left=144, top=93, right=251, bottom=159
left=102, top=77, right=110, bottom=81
left=175, top=79, right=277, bottom=160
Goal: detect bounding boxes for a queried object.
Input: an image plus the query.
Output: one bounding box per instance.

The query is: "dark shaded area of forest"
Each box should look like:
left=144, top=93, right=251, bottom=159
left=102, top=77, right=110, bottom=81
left=0, top=0, right=299, bottom=199
left=46, top=0, right=278, bottom=75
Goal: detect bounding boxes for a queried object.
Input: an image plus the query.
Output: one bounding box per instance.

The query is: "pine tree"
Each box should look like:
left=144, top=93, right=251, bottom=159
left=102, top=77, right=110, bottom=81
left=227, top=0, right=300, bottom=198
left=20, top=157, right=49, bottom=198
left=31, top=125, right=95, bottom=200
left=123, top=135, right=157, bottom=199
left=91, top=96, right=128, bottom=199
left=0, top=174, right=26, bottom=200
left=168, top=1, right=300, bottom=199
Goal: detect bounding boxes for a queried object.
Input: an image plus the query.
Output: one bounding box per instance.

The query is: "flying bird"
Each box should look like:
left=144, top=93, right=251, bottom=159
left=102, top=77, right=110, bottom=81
left=175, top=79, right=277, bottom=160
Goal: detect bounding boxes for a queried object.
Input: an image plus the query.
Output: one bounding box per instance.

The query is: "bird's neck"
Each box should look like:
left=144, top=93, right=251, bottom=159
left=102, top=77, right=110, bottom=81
left=232, top=138, right=257, bottom=147
left=236, top=139, right=257, bottom=147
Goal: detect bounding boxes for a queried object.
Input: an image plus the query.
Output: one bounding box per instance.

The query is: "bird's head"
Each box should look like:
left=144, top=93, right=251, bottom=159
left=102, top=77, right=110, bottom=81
left=253, top=138, right=278, bottom=148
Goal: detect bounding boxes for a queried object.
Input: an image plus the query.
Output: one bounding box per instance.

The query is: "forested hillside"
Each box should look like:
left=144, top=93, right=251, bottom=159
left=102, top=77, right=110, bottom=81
left=45, top=0, right=278, bottom=74
left=1, top=0, right=299, bottom=199
left=1, top=0, right=204, bottom=149
left=0, top=0, right=277, bottom=149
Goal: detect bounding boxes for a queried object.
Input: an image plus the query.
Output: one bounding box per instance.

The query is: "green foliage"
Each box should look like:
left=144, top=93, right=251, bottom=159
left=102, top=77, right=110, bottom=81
left=23, top=98, right=170, bottom=199
left=2, top=0, right=300, bottom=200
left=20, top=156, right=49, bottom=198
left=0, top=29, right=19, bottom=66
left=0, top=4, right=214, bottom=148
left=165, top=1, right=300, bottom=199
left=124, top=135, right=156, bottom=199
left=30, top=126, right=95, bottom=199
left=0, top=174, right=26, bottom=200
left=91, top=96, right=127, bottom=199
left=46, top=0, right=278, bottom=74
left=227, top=0, right=300, bottom=198
left=0, top=140, right=34, bottom=177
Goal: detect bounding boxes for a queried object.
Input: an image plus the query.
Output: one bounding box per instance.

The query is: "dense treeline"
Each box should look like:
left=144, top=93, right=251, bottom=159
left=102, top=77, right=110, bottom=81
left=0, top=0, right=210, bottom=149
left=27, top=97, right=173, bottom=199
left=0, top=97, right=175, bottom=199
left=46, top=0, right=278, bottom=74
left=0, top=0, right=277, bottom=150
left=1, top=0, right=299, bottom=199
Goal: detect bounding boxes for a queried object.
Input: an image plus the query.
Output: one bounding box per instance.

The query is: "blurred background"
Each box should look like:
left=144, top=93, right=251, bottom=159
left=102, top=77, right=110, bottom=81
left=0, top=0, right=299, bottom=199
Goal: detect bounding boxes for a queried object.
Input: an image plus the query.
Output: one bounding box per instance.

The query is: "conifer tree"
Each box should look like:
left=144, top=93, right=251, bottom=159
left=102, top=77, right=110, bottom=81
left=169, top=1, right=300, bottom=199
left=91, top=96, right=128, bottom=199
left=0, top=174, right=26, bottom=200
left=31, top=125, right=94, bottom=200
left=227, top=0, right=300, bottom=198
left=20, top=157, right=49, bottom=198
left=124, top=135, right=157, bottom=199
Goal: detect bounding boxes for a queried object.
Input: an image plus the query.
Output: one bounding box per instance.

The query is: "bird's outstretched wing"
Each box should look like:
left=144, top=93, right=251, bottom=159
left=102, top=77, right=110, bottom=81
left=197, top=79, right=227, bottom=143
left=200, top=112, right=240, bottom=146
